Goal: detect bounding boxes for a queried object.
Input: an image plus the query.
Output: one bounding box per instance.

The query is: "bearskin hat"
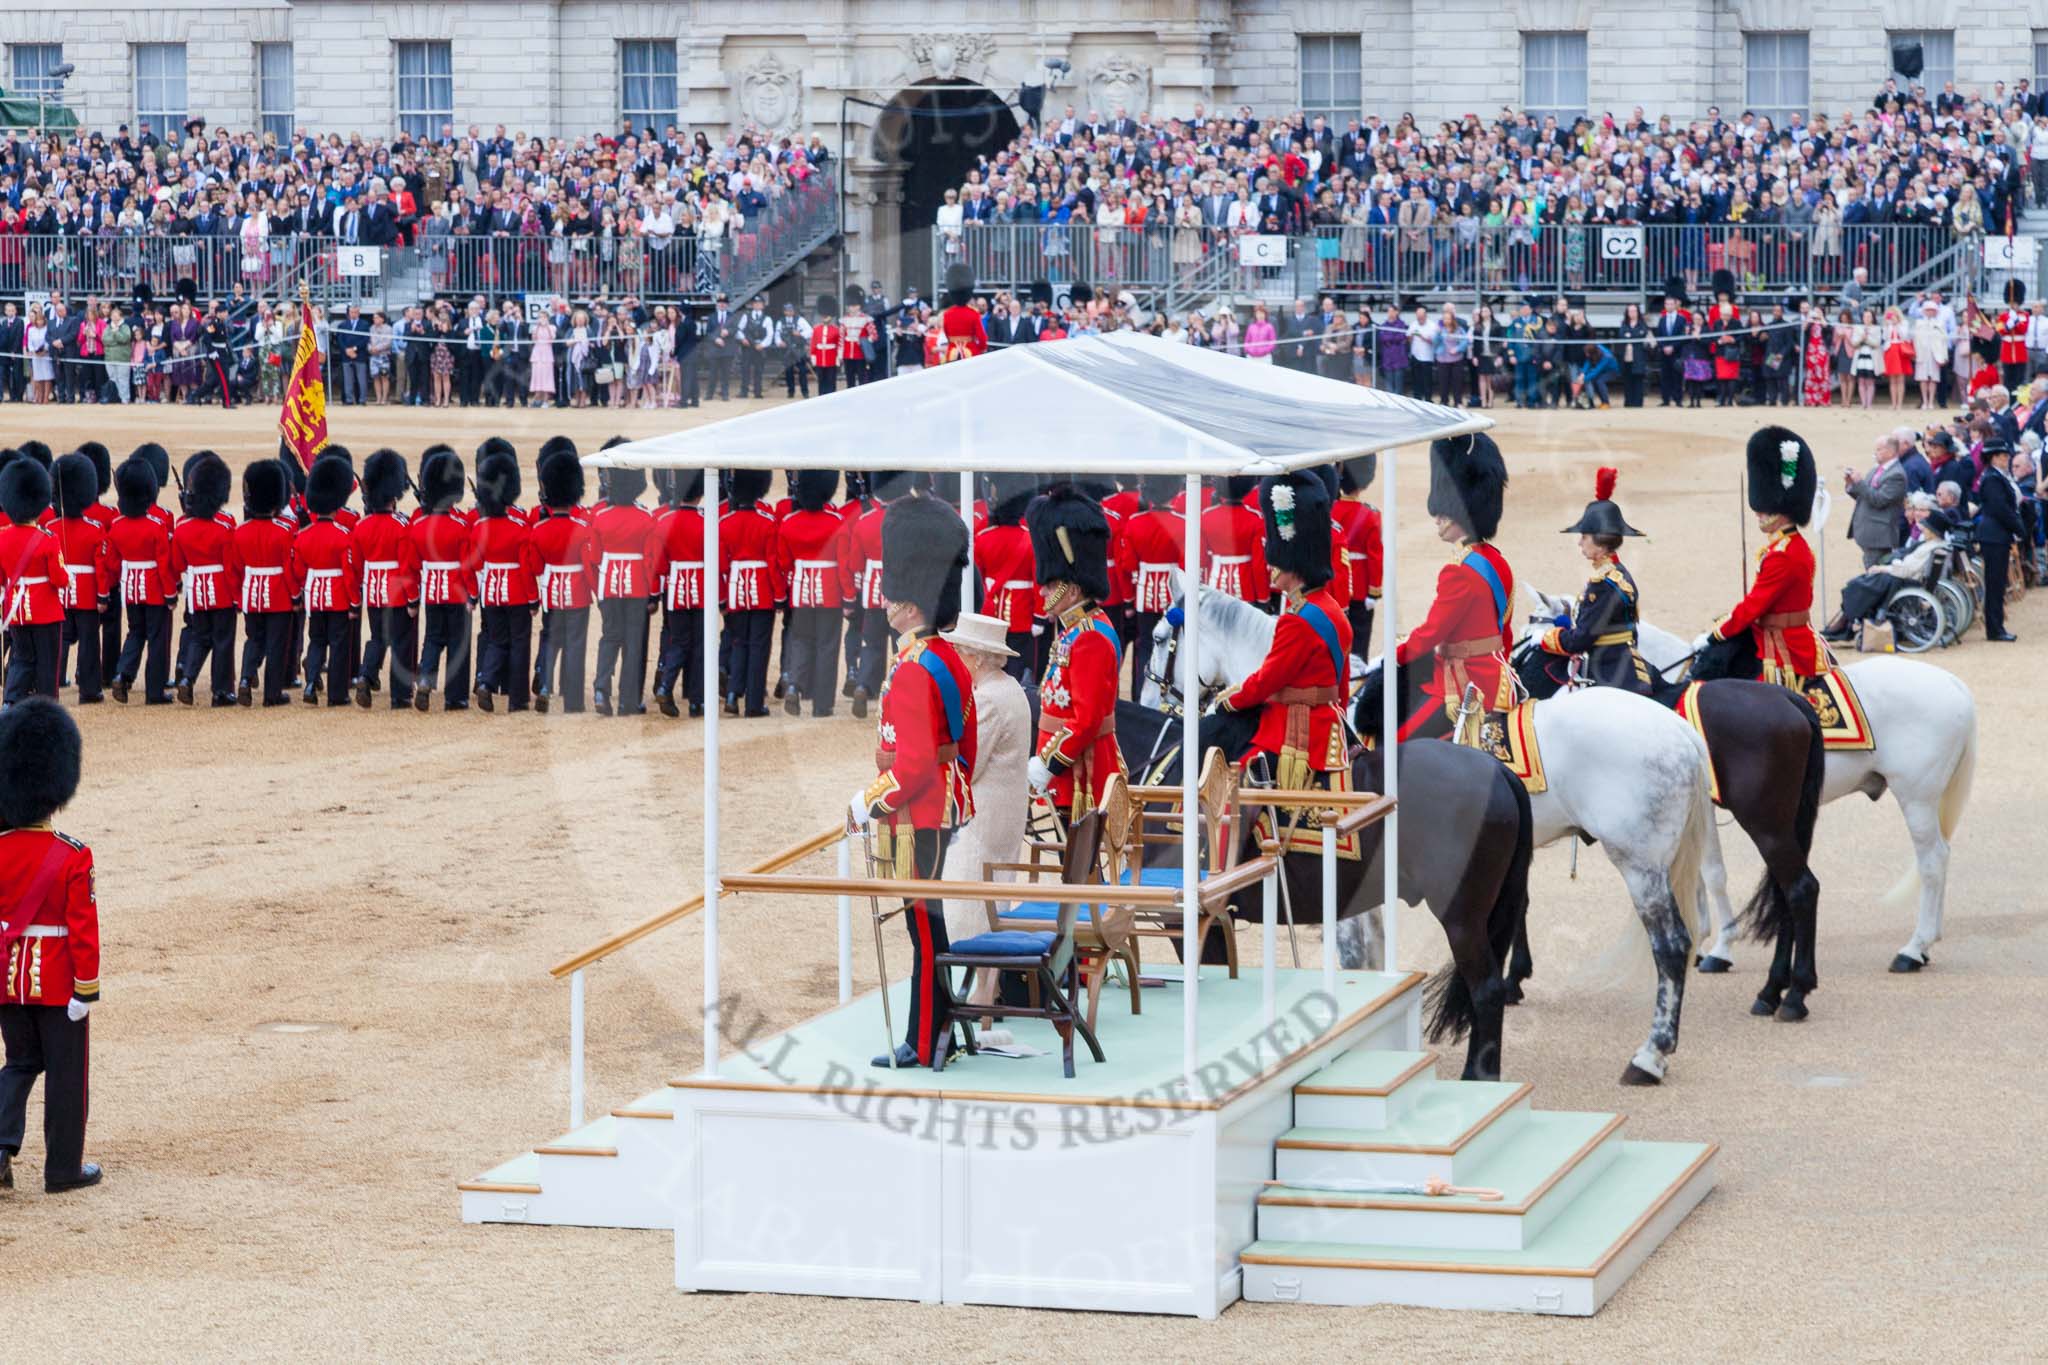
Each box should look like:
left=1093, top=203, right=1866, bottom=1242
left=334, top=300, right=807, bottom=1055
left=1260, top=471, right=1333, bottom=589
left=1028, top=484, right=1111, bottom=601
left=989, top=471, right=1040, bottom=525
left=1070, top=281, right=1095, bottom=306
left=19, top=439, right=52, bottom=472
left=321, top=442, right=354, bottom=470
left=243, top=460, right=288, bottom=521
left=944, top=262, right=976, bottom=309
left=131, top=442, right=171, bottom=487
left=475, top=449, right=521, bottom=519
left=1745, top=426, right=1817, bottom=526
left=1562, top=466, right=1643, bottom=538
left=183, top=450, right=232, bottom=520
left=1711, top=268, right=1737, bottom=301
left=115, top=457, right=160, bottom=517
left=1660, top=275, right=1688, bottom=308
left=0, top=698, right=81, bottom=830
left=1221, top=473, right=1259, bottom=504
left=420, top=448, right=466, bottom=514
left=53, top=454, right=99, bottom=519
left=817, top=293, right=838, bottom=317
left=665, top=468, right=705, bottom=503
left=1427, top=433, right=1509, bottom=541
left=606, top=464, right=647, bottom=505
left=728, top=468, right=772, bottom=507
left=362, top=448, right=410, bottom=509
left=79, top=441, right=112, bottom=496
left=1139, top=473, right=1181, bottom=508
left=538, top=435, right=580, bottom=470
left=1339, top=454, right=1377, bottom=494
left=870, top=469, right=925, bottom=502
left=539, top=448, right=585, bottom=509
left=844, top=283, right=868, bottom=308
left=1029, top=279, right=1054, bottom=308
left=793, top=469, right=839, bottom=512
left=306, top=456, right=355, bottom=517
left=475, top=436, right=517, bottom=467
left=880, top=495, right=969, bottom=629
left=0, top=456, right=51, bottom=525
left=2005, top=277, right=2027, bottom=307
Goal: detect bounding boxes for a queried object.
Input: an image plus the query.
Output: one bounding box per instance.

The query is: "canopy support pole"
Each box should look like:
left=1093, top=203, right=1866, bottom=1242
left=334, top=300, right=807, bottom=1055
left=959, top=466, right=976, bottom=607
left=703, top=464, right=722, bottom=1077
left=1182, top=468, right=1202, bottom=1093
left=1381, top=448, right=1399, bottom=974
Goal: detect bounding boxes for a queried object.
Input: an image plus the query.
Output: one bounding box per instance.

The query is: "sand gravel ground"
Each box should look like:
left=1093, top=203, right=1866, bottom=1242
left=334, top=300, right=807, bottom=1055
left=0, top=398, right=2039, bottom=1362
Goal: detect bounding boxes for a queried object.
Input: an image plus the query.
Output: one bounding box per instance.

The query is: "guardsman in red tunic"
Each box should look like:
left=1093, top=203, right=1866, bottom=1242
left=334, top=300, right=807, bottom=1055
left=469, top=448, right=539, bottom=713
left=1693, top=426, right=1825, bottom=688
left=0, top=701, right=102, bottom=1193
left=527, top=435, right=579, bottom=700
left=774, top=469, right=847, bottom=717
left=1383, top=434, right=1515, bottom=742
left=650, top=469, right=707, bottom=718
left=350, top=449, right=421, bottom=710
left=531, top=450, right=599, bottom=713
left=1212, top=471, right=1354, bottom=788
left=49, top=455, right=109, bottom=703
left=808, top=294, right=845, bottom=396
left=1201, top=473, right=1271, bottom=607
left=847, top=495, right=975, bottom=1068
left=102, top=458, right=178, bottom=705
left=171, top=451, right=240, bottom=707
left=841, top=471, right=921, bottom=716
left=409, top=450, right=477, bottom=713
left=935, top=264, right=988, bottom=363
left=976, top=472, right=1040, bottom=675
left=234, top=461, right=301, bottom=706
left=1121, top=474, right=1185, bottom=697
left=294, top=457, right=359, bottom=706
left=0, top=459, right=69, bottom=703
left=1999, top=279, right=2031, bottom=389
left=1332, top=455, right=1383, bottom=653
left=70, top=442, right=122, bottom=689
left=587, top=465, right=662, bottom=717
left=1026, top=487, right=1125, bottom=822
left=717, top=468, right=782, bottom=717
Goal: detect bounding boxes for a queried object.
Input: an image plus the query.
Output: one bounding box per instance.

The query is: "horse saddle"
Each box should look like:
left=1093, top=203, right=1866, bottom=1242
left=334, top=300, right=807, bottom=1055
left=1470, top=702, right=1548, bottom=795
left=1801, top=666, right=1874, bottom=752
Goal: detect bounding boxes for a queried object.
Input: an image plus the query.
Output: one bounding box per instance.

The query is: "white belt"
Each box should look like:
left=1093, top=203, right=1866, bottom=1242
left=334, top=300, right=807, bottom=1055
left=245, top=566, right=283, bottom=577
left=422, top=560, right=460, bottom=572
left=306, top=568, right=342, bottom=580
left=1210, top=555, right=1249, bottom=566
left=730, top=559, right=766, bottom=571
left=65, top=563, right=93, bottom=577
left=667, top=559, right=702, bottom=577
left=122, top=561, right=156, bottom=570
left=600, top=553, right=643, bottom=565
left=11, top=576, right=48, bottom=586
left=365, top=560, right=399, bottom=571
left=19, top=925, right=66, bottom=938
left=1343, top=550, right=1366, bottom=562
left=541, top=564, right=578, bottom=578
left=483, top=561, right=521, bottom=573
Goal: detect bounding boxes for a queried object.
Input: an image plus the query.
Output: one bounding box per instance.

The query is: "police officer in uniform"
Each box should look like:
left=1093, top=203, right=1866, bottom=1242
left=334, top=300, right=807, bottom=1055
left=848, top=497, right=976, bottom=1068
left=0, top=699, right=103, bottom=1193
left=1692, top=426, right=1826, bottom=688
left=1025, top=486, right=1125, bottom=822
left=1538, top=466, right=1654, bottom=693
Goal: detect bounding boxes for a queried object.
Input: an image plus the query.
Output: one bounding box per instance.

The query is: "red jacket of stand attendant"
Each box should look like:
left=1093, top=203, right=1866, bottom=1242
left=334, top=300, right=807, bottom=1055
left=530, top=511, right=599, bottom=610
left=720, top=503, right=781, bottom=610
left=976, top=522, right=1036, bottom=633
left=589, top=503, right=662, bottom=600
left=101, top=513, right=178, bottom=606
left=773, top=507, right=845, bottom=609
left=470, top=514, right=541, bottom=607
left=235, top=515, right=300, bottom=612
left=655, top=504, right=705, bottom=610
left=0, top=522, right=69, bottom=626
left=173, top=512, right=241, bottom=610
left=351, top=509, right=420, bottom=608
left=411, top=510, right=478, bottom=605
left=1120, top=506, right=1185, bottom=615
left=293, top=518, right=358, bottom=612
left=1200, top=499, right=1268, bottom=603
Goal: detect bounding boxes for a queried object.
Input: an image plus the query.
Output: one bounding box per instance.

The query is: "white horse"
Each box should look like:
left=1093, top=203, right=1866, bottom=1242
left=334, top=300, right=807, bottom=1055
left=1528, top=589, right=1978, bottom=975
left=1148, top=577, right=1716, bottom=1084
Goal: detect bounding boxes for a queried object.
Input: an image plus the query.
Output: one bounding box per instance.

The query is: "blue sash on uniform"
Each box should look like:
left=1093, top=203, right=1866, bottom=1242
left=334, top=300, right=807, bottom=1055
left=916, top=649, right=966, bottom=744
left=1296, top=601, right=1345, bottom=683
left=1461, top=549, right=1510, bottom=630
left=1062, top=614, right=1124, bottom=662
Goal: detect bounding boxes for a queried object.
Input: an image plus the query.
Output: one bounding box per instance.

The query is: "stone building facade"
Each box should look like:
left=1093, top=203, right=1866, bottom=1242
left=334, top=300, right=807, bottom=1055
left=7, top=0, right=2046, bottom=287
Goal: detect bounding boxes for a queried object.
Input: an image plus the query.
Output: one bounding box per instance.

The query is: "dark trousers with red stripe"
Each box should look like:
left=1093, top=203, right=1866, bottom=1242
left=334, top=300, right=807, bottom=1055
left=1126, top=612, right=1161, bottom=698
left=304, top=610, right=354, bottom=705
left=117, top=602, right=172, bottom=702
left=891, top=826, right=953, bottom=1062
left=4, top=623, right=62, bottom=703
left=417, top=603, right=474, bottom=702
left=60, top=607, right=105, bottom=700
left=1346, top=598, right=1376, bottom=664
left=359, top=605, right=418, bottom=706
left=537, top=606, right=589, bottom=712
left=593, top=597, right=651, bottom=714
left=177, top=607, right=237, bottom=701
left=240, top=611, right=295, bottom=703
left=721, top=607, right=774, bottom=714
left=783, top=606, right=840, bottom=715
left=0, top=1004, right=89, bottom=1186
left=655, top=606, right=703, bottom=706
left=477, top=605, right=533, bottom=710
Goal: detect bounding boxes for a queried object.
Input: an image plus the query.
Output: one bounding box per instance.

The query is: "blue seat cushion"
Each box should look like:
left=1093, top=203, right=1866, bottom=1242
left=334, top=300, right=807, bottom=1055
left=1003, top=901, right=1105, bottom=924
left=1119, top=866, right=1187, bottom=889
left=949, top=930, right=1056, bottom=956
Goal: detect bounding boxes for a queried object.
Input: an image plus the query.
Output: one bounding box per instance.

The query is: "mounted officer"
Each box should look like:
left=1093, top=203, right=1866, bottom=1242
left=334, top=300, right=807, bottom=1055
left=1538, top=466, right=1653, bottom=694
left=1692, top=426, right=1826, bottom=690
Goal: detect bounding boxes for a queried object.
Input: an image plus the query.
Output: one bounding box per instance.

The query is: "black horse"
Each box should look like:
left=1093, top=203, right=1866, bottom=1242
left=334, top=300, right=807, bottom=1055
left=1509, top=641, right=1827, bottom=1023
left=1062, top=694, right=1534, bottom=1082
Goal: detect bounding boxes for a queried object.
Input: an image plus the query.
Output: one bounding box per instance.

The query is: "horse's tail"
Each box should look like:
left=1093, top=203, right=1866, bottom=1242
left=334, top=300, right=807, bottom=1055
left=1425, top=768, right=1534, bottom=1045
left=1741, top=693, right=1824, bottom=941
left=1881, top=680, right=1977, bottom=911
left=1668, top=740, right=1713, bottom=956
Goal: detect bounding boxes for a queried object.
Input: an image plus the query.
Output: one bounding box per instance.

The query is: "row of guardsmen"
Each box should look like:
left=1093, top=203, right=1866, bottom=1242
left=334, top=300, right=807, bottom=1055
left=0, top=439, right=1387, bottom=717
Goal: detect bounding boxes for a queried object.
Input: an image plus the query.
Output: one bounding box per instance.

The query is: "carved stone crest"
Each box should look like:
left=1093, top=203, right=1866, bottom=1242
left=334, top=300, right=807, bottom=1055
left=735, top=54, right=803, bottom=135
left=1089, top=55, right=1151, bottom=115
left=909, top=32, right=995, bottom=82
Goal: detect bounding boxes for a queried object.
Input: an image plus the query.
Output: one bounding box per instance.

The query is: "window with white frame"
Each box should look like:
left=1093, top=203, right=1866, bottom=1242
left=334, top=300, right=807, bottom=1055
left=2037, top=37, right=2048, bottom=91
left=1298, top=36, right=1361, bottom=129
left=1888, top=31, right=1954, bottom=97
left=9, top=44, right=63, bottom=100
left=395, top=40, right=453, bottom=141
left=1522, top=32, right=1588, bottom=125
left=258, top=43, right=294, bottom=142
left=1745, top=32, right=1809, bottom=127
left=135, top=43, right=188, bottom=140
left=620, top=39, right=678, bottom=133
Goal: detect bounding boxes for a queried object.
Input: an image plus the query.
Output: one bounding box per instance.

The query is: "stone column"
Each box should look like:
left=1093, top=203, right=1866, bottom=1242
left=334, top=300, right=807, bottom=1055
left=847, top=159, right=908, bottom=301
left=1154, top=31, right=1220, bottom=119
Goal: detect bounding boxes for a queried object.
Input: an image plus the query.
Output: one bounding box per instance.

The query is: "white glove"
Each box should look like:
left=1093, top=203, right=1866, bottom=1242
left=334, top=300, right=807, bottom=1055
left=1026, top=756, right=1053, bottom=794
left=847, top=791, right=872, bottom=831
left=1690, top=631, right=1714, bottom=654
left=67, top=997, right=92, bottom=1023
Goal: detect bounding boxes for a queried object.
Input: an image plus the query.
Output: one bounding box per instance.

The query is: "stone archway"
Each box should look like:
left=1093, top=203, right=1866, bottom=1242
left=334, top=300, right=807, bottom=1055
left=870, top=80, right=1019, bottom=295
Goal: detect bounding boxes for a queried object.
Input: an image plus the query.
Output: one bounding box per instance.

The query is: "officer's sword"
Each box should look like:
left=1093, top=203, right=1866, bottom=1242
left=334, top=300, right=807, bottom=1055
left=857, top=823, right=899, bottom=1069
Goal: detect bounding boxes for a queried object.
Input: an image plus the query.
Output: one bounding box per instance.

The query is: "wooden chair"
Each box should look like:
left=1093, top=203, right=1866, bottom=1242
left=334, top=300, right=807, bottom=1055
left=1125, top=746, right=1243, bottom=976
left=936, top=812, right=1108, bottom=1079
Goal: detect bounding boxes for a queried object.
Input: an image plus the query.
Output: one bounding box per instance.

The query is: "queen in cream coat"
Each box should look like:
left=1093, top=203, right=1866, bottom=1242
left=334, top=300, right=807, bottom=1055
left=940, top=614, right=1033, bottom=942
